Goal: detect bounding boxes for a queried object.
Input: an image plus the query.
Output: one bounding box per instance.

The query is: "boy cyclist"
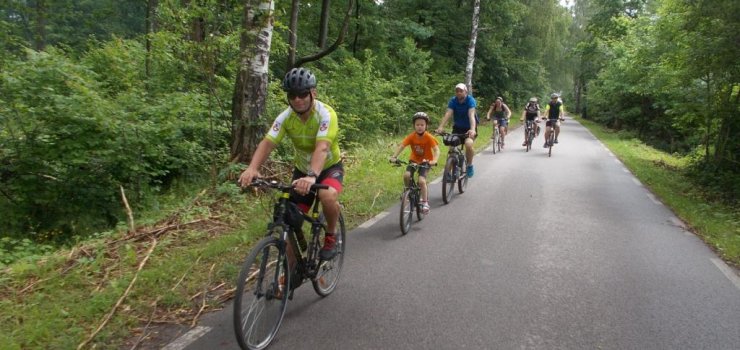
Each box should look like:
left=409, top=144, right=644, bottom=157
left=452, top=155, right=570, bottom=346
left=389, top=112, right=440, bottom=214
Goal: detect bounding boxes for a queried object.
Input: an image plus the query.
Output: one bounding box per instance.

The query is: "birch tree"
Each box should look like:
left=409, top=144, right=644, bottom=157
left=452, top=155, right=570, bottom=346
left=230, top=0, right=274, bottom=163
left=463, top=0, right=481, bottom=92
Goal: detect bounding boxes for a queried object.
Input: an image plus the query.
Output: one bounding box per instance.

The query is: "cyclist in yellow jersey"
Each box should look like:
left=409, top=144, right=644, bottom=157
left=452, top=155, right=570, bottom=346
left=239, top=68, right=343, bottom=260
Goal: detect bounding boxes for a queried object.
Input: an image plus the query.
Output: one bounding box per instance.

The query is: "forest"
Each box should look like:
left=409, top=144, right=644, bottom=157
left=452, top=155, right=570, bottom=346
left=1, top=0, right=738, bottom=263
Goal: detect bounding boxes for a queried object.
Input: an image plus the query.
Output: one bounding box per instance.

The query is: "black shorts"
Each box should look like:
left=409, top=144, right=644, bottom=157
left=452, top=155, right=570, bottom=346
left=452, top=125, right=477, bottom=141
left=546, top=119, right=561, bottom=127
left=290, top=162, right=344, bottom=211
left=406, top=163, right=430, bottom=178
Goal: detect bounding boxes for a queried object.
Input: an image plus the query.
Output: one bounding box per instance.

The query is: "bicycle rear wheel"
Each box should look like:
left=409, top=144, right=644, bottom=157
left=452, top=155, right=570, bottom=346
left=526, top=130, right=532, bottom=152
left=234, top=236, right=289, bottom=350
left=399, top=189, right=413, bottom=235
left=312, top=213, right=345, bottom=296
left=442, top=157, right=456, bottom=204
left=548, top=133, right=554, bottom=157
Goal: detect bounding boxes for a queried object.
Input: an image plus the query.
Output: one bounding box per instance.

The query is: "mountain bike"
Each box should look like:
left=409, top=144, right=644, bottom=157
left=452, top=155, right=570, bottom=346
left=390, top=159, right=432, bottom=235
left=233, top=179, right=346, bottom=350
left=544, top=118, right=564, bottom=157
left=524, top=120, right=537, bottom=152
left=436, top=131, right=468, bottom=204
left=492, top=122, right=502, bottom=154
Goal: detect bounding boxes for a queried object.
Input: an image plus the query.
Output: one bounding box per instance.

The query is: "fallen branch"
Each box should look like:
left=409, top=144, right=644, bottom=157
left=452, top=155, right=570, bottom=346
left=191, top=263, right=216, bottom=327
left=77, top=238, right=158, bottom=350
left=120, top=185, right=135, bottom=234
left=370, top=190, right=382, bottom=210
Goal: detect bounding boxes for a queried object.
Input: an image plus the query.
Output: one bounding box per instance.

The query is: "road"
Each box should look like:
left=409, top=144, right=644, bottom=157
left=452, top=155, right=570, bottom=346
left=165, top=119, right=740, bottom=350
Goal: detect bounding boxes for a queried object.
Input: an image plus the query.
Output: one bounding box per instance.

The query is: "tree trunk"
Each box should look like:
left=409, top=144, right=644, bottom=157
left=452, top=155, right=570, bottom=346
left=145, top=0, right=158, bottom=80
left=463, top=0, right=481, bottom=92
left=290, top=0, right=354, bottom=68
left=230, top=0, right=275, bottom=163
left=287, top=0, right=300, bottom=69
left=318, top=0, right=331, bottom=49
left=34, top=0, right=46, bottom=51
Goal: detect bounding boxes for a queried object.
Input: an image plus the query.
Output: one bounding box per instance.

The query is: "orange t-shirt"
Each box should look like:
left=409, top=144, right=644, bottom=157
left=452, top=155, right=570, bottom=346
left=402, top=131, right=438, bottom=164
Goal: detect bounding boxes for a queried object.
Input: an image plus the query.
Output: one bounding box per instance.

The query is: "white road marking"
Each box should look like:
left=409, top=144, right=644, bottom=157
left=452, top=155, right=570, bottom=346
left=711, top=258, right=740, bottom=291
left=646, top=193, right=661, bottom=205
left=161, top=326, right=212, bottom=350
left=358, top=211, right=389, bottom=229
left=632, top=178, right=641, bottom=186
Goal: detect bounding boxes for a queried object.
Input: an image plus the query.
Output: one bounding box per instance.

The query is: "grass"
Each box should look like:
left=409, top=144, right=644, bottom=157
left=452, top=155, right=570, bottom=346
left=0, top=125, right=496, bottom=349
left=577, top=117, right=740, bottom=266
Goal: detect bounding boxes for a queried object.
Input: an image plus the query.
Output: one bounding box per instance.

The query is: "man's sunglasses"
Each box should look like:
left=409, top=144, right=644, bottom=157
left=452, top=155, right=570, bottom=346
left=287, top=90, right=311, bottom=100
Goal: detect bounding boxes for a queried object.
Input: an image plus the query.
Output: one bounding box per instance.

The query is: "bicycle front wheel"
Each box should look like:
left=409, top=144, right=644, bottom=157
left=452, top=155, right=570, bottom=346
left=414, top=190, right=424, bottom=221
left=442, top=157, right=456, bottom=204
left=492, top=129, right=499, bottom=154
left=234, top=236, right=289, bottom=350
left=548, top=134, right=554, bottom=157
left=313, top=213, right=346, bottom=296
left=457, top=164, right=468, bottom=194
left=399, top=189, right=413, bottom=235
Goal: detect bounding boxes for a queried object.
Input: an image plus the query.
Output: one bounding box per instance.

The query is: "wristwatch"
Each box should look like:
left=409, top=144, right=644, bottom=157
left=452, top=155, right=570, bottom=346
left=306, top=170, right=318, bottom=178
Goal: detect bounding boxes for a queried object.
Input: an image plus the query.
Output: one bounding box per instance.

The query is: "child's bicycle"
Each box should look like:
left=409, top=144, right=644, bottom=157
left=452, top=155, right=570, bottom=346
left=233, top=178, right=346, bottom=350
left=390, top=159, right=433, bottom=235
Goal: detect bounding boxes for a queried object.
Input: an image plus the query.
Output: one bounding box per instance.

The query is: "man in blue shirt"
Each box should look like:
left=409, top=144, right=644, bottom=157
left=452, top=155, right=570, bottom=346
left=435, top=83, right=478, bottom=177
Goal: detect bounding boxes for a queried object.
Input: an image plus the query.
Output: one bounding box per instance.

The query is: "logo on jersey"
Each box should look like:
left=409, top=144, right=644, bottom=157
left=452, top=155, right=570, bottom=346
left=272, top=122, right=282, bottom=132
left=319, top=121, right=328, bottom=132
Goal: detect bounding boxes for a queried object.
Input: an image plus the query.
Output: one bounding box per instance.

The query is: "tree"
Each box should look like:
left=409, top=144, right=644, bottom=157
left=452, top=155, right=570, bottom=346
left=463, top=0, right=481, bottom=90
left=230, top=0, right=275, bottom=163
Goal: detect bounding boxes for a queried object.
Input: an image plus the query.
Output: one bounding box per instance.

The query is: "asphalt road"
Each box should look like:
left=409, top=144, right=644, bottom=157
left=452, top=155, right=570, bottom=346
left=166, top=119, right=740, bottom=350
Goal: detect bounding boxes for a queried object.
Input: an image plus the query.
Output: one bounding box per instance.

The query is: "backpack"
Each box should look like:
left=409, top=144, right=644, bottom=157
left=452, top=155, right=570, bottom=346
left=525, top=102, right=539, bottom=114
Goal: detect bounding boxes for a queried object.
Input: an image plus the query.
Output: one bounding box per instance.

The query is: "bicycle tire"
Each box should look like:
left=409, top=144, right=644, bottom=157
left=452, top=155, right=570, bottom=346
left=526, top=129, right=533, bottom=152
left=399, top=189, right=413, bottom=235
left=548, top=133, right=554, bottom=157
left=312, top=213, right=346, bottom=296
left=442, top=157, right=456, bottom=204
left=414, top=189, right=424, bottom=221
left=457, top=158, right=467, bottom=194
left=492, top=129, right=499, bottom=154
left=234, top=236, right=289, bottom=350
left=497, top=130, right=503, bottom=153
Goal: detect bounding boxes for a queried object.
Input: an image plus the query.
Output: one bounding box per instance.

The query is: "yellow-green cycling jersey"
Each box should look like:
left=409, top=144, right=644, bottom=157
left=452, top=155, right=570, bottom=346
left=265, top=100, right=341, bottom=173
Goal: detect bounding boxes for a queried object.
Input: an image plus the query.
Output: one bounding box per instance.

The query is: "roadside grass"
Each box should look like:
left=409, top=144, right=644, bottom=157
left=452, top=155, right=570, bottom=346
left=577, top=117, right=740, bottom=266
left=0, top=126, right=494, bottom=349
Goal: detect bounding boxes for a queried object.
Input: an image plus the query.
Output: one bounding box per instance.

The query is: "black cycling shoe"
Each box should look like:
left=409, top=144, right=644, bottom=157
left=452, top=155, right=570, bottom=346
left=554, top=139, right=559, bottom=144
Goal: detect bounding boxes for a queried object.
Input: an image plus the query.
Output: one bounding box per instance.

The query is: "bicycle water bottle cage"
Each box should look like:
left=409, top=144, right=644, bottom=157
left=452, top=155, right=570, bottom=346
left=443, top=134, right=462, bottom=146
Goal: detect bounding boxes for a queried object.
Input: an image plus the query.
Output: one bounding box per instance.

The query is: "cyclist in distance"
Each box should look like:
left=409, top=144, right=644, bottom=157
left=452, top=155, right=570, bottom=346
left=486, top=97, right=512, bottom=148
left=520, top=97, right=541, bottom=146
left=389, top=112, right=440, bottom=214
left=238, top=67, right=343, bottom=261
left=435, top=83, right=478, bottom=178
left=542, top=92, right=565, bottom=147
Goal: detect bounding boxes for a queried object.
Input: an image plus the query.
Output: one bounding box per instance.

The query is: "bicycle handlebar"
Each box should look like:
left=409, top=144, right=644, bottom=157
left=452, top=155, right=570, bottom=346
left=243, top=178, right=329, bottom=192
left=389, top=159, right=434, bottom=169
